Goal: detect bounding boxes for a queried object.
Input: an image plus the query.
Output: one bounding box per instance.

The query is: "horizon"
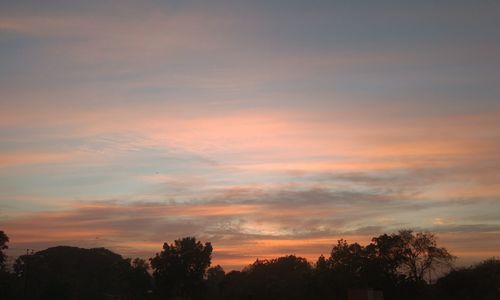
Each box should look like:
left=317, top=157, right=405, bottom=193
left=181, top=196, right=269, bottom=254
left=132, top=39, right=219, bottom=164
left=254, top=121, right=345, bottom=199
left=0, top=229, right=475, bottom=273
left=1, top=0, right=499, bottom=271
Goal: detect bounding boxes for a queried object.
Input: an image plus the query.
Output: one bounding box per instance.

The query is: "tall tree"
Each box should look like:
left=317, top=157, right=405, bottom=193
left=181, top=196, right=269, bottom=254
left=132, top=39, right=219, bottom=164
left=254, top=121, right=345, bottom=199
left=323, top=230, right=455, bottom=300
left=436, top=258, right=500, bottom=300
left=150, top=237, right=212, bottom=299
left=367, top=233, right=406, bottom=279
left=0, top=230, right=8, bottom=271
left=329, top=239, right=366, bottom=273
left=124, top=258, right=153, bottom=299
left=397, top=230, right=454, bottom=282
left=206, top=265, right=225, bottom=298
left=366, top=230, right=454, bottom=283
left=236, top=255, right=313, bottom=300
left=12, top=246, right=142, bottom=299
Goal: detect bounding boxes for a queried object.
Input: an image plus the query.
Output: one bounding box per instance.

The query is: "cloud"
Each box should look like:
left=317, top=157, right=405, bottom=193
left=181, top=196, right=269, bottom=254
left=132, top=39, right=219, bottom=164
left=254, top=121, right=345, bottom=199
left=1, top=0, right=500, bottom=270
left=2, top=177, right=499, bottom=269
left=0, top=151, right=83, bottom=168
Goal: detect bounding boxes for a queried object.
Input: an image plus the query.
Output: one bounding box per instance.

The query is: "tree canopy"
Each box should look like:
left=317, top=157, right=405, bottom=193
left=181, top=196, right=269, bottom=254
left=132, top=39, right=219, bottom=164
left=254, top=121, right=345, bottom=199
left=436, top=258, right=500, bottom=300
left=1, top=230, right=496, bottom=300
left=150, top=236, right=213, bottom=299
left=0, top=230, right=8, bottom=271
left=13, top=246, right=151, bottom=299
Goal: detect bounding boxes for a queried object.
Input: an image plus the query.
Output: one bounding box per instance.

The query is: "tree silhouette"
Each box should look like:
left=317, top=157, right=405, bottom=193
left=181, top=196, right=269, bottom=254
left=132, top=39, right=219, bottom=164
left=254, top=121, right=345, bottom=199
left=221, top=255, right=313, bottom=300
left=0, top=231, right=470, bottom=300
left=150, top=237, right=213, bottom=300
left=397, top=230, right=454, bottom=282
left=436, top=258, right=500, bottom=300
left=206, top=265, right=225, bottom=299
left=364, top=233, right=412, bottom=299
left=329, top=239, right=366, bottom=277
left=315, top=254, right=328, bottom=272
left=311, top=254, right=331, bottom=299
left=367, top=233, right=405, bottom=278
left=13, top=246, right=150, bottom=299
left=0, top=231, right=16, bottom=300
left=207, top=265, right=225, bottom=281
left=0, top=230, right=8, bottom=271
left=313, top=230, right=454, bottom=299
left=124, top=257, right=153, bottom=299
left=326, top=239, right=369, bottom=298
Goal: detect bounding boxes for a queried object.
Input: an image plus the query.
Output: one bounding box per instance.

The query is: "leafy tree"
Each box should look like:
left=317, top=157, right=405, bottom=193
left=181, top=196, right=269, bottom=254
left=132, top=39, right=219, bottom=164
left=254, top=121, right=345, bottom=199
left=207, top=265, right=225, bottom=282
left=326, top=239, right=369, bottom=298
left=320, top=230, right=454, bottom=300
left=209, top=255, right=313, bottom=299
left=315, top=254, right=328, bottom=273
left=13, top=246, right=147, bottom=299
left=0, top=231, right=460, bottom=300
left=0, top=230, right=8, bottom=271
left=311, top=254, right=332, bottom=298
left=0, top=231, right=17, bottom=299
left=397, top=230, right=454, bottom=282
left=364, top=234, right=412, bottom=299
left=329, top=239, right=366, bottom=275
left=206, top=265, right=225, bottom=299
left=237, top=255, right=313, bottom=300
left=367, top=233, right=405, bottom=277
left=124, top=257, right=153, bottom=299
left=362, top=230, right=454, bottom=283
left=150, top=237, right=212, bottom=299
left=436, top=258, right=500, bottom=300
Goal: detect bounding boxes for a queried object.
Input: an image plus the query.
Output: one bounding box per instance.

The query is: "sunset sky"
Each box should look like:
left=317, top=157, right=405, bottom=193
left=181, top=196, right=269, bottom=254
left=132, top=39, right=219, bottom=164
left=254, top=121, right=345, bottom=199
left=1, top=0, right=499, bottom=270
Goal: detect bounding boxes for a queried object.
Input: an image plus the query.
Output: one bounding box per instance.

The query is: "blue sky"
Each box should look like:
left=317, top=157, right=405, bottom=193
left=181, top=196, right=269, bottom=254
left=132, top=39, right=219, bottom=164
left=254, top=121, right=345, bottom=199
left=1, top=0, right=499, bottom=269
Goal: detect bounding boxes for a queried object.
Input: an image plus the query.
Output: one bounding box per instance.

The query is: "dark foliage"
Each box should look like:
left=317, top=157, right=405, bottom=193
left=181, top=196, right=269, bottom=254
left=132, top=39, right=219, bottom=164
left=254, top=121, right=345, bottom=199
left=150, top=237, right=212, bottom=300
left=211, top=255, right=313, bottom=300
left=0, top=230, right=497, bottom=300
left=11, top=246, right=152, bottom=299
left=435, top=258, right=500, bottom=300
left=0, top=231, right=16, bottom=299
left=0, top=231, right=8, bottom=271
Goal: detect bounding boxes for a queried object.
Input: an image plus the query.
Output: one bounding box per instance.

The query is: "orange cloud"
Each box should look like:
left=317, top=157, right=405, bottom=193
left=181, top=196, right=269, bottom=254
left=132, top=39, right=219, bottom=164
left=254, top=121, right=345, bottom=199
left=0, top=151, right=83, bottom=168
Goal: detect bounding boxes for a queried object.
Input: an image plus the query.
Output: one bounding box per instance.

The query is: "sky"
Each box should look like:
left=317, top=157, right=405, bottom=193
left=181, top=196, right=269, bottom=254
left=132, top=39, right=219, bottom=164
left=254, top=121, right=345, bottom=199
left=1, top=0, right=499, bottom=270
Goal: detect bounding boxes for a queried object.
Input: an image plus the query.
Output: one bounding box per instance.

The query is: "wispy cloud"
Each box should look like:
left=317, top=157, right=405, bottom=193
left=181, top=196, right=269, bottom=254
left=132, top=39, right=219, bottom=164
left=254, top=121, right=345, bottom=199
left=3, top=178, right=499, bottom=268
left=1, top=0, right=500, bottom=269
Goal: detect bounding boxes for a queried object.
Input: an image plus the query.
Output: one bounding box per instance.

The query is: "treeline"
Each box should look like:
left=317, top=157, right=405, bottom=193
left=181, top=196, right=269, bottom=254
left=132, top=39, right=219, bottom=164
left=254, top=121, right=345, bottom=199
left=0, top=230, right=499, bottom=300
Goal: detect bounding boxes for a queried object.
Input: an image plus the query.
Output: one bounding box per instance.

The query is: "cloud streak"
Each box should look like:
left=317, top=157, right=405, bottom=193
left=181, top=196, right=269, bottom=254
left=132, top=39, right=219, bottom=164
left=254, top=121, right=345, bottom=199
left=1, top=0, right=500, bottom=269
left=2, top=178, right=499, bottom=268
